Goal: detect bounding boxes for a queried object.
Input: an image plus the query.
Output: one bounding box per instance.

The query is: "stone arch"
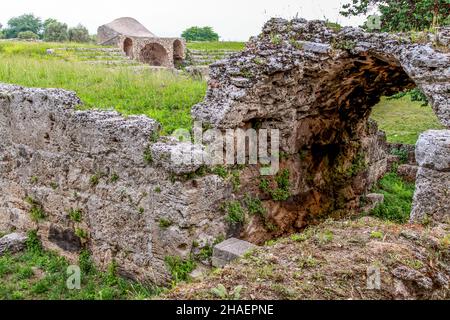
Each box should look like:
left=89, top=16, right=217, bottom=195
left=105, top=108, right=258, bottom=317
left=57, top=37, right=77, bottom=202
left=173, top=39, right=184, bottom=68
left=123, top=38, right=133, bottom=58
left=140, top=43, right=169, bottom=66
left=192, top=18, right=450, bottom=242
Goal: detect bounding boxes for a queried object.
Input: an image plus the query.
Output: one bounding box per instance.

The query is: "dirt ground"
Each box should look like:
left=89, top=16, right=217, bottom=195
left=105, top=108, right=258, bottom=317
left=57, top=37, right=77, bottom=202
left=166, top=217, right=450, bottom=300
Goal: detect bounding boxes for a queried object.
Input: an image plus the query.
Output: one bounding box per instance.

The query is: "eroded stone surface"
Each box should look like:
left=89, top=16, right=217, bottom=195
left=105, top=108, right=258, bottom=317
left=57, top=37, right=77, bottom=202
left=0, top=233, right=28, bottom=256
left=0, top=83, right=230, bottom=284
left=411, top=130, right=450, bottom=224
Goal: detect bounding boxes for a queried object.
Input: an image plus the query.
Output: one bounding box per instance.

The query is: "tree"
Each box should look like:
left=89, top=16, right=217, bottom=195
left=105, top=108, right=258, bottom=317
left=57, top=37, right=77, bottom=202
left=68, top=24, right=90, bottom=43
left=341, top=0, right=450, bottom=32
left=0, top=23, right=4, bottom=39
left=43, top=21, right=68, bottom=42
left=181, top=26, right=219, bottom=41
left=5, top=14, right=42, bottom=38
left=17, top=31, right=39, bottom=40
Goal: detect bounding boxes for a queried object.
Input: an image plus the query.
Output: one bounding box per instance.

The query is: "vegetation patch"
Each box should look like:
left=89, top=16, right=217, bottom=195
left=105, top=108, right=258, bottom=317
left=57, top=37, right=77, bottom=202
left=371, top=96, right=444, bottom=145
left=0, top=231, right=161, bottom=300
left=370, top=173, right=415, bottom=224
left=164, top=256, right=196, bottom=284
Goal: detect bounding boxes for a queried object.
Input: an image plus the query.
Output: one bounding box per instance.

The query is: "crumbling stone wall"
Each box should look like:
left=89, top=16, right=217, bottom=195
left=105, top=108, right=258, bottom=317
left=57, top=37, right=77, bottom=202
left=0, top=19, right=449, bottom=282
left=0, top=84, right=230, bottom=284
left=192, top=19, right=449, bottom=241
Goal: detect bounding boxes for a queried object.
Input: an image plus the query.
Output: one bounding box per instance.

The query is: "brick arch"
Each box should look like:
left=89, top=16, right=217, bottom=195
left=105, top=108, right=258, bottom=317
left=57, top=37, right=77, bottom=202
left=139, top=43, right=169, bottom=66
left=123, top=38, right=133, bottom=58
left=173, top=39, right=184, bottom=68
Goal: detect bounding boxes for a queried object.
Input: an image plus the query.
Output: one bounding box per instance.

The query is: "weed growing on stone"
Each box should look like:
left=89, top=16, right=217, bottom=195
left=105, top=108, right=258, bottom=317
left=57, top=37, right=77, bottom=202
left=164, top=256, right=196, bottom=284
left=0, top=232, right=161, bottom=300
left=223, top=201, right=245, bottom=224
left=68, top=208, right=83, bottom=223
left=25, top=196, right=47, bottom=222
left=370, top=172, right=415, bottom=223
left=159, top=219, right=173, bottom=229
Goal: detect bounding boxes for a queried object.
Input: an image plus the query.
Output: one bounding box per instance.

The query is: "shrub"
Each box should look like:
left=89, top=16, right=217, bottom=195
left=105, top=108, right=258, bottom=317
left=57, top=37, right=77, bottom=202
left=68, top=25, right=90, bottom=43
left=17, top=31, right=39, bottom=40
left=43, top=21, right=68, bottom=42
left=182, top=26, right=219, bottom=42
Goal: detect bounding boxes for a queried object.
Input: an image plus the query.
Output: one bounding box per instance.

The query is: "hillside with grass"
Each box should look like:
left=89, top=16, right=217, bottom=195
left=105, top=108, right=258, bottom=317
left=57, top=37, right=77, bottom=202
left=0, top=41, right=443, bottom=142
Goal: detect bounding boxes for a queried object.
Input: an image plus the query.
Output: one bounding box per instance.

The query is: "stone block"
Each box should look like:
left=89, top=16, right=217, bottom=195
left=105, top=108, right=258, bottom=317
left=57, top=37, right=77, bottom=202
left=212, top=238, right=257, bottom=268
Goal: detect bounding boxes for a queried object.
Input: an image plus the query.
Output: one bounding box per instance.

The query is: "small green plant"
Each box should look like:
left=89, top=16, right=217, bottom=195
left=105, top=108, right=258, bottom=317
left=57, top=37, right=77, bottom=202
left=30, top=176, right=38, bottom=184
left=213, top=166, right=228, bottom=179
left=75, top=228, right=88, bottom=240
left=25, top=196, right=47, bottom=222
left=370, top=173, right=415, bottom=223
left=290, top=233, right=308, bottom=242
left=138, top=207, right=145, bottom=214
left=270, top=34, right=282, bottom=45
left=298, top=255, right=319, bottom=269
left=244, top=195, right=266, bottom=216
left=143, top=147, right=153, bottom=164
left=259, top=170, right=291, bottom=201
left=90, top=174, right=100, bottom=187
left=259, top=178, right=270, bottom=193
left=154, top=186, right=162, bottom=193
left=26, top=230, right=42, bottom=253
left=440, top=234, right=450, bottom=248
left=150, top=131, right=160, bottom=143
left=231, top=170, right=241, bottom=192
left=68, top=208, right=82, bottom=223
left=164, top=256, right=196, bottom=283
left=158, top=218, right=173, bottom=229
left=223, top=201, right=245, bottom=224
left=317, top=230, right=334, bottom=244
left=332, top=39, right=357, bottom=50
left=110, top=173, right=120, bottom=183
left=390, top=148, right=409, bottom=164
left=50, top=182, right=59, bottom=190
left=370, top=231, right=384, bottom=240
left=79, top=249, right=95, bottom=274
left=211, top=284, right=243, bottom=300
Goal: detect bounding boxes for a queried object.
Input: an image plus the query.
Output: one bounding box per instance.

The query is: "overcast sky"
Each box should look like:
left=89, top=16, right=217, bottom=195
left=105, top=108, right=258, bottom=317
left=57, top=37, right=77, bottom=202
left=1, top=0, right=369, bottom=41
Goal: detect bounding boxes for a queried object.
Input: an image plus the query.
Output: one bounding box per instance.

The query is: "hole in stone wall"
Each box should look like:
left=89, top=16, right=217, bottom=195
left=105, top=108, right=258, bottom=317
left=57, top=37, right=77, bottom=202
left=123, top=38, right=133, bottom=58
left=140, top=43, right=169, bottom=66
left=173, top=40, right=184, bottom=68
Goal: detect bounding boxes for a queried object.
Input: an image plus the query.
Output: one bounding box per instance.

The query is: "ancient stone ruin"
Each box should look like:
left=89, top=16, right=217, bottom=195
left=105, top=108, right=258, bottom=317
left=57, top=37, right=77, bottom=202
left=97, top=17, right=185, bottom=68
left=1, top=18, right=449, bottom=284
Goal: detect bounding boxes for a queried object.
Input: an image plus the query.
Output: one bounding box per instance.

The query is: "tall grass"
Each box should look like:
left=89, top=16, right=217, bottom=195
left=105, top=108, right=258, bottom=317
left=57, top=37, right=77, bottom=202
left=186, top=41, right=246, bottom=51
left=0, top=54, right=206, bottom=134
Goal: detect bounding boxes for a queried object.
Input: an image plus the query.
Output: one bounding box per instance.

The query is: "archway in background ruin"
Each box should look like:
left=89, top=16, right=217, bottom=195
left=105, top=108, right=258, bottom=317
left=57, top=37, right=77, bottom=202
left=140, top=43, right=168, bottom=66
left=173, top=40, right=184, bottom=68
left=123, top=38, right=133, bottom=58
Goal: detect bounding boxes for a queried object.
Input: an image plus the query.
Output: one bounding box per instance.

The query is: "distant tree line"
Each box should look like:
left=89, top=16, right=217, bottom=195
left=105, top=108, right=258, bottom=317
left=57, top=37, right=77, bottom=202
left=181, top=26, right=219, bottom=41
left=341, top=0, right=450, bottom=32
left=0, top=13, right=91, bottom=42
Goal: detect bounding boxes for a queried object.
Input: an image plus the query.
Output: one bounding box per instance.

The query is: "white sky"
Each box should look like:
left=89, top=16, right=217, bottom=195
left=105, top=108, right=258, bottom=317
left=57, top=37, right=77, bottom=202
left=1, top=0, right=368, bottom=41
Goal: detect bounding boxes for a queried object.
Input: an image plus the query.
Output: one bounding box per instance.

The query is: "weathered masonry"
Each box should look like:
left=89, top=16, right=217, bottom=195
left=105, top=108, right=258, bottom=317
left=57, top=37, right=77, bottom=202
left=1, top=19, right=449, bottom=284
left=97, top=17, right=185, bottom=68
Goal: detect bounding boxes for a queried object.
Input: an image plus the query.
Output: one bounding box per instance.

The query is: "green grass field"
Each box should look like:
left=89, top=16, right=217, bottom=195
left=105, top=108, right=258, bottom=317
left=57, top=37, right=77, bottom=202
left=0, top=41, right=444, bottom=142
left=371, top=96, right=444, bottom=145
left=0, top=42, right=206, bottom=134
left=186, top=41, right=246, bottom=51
